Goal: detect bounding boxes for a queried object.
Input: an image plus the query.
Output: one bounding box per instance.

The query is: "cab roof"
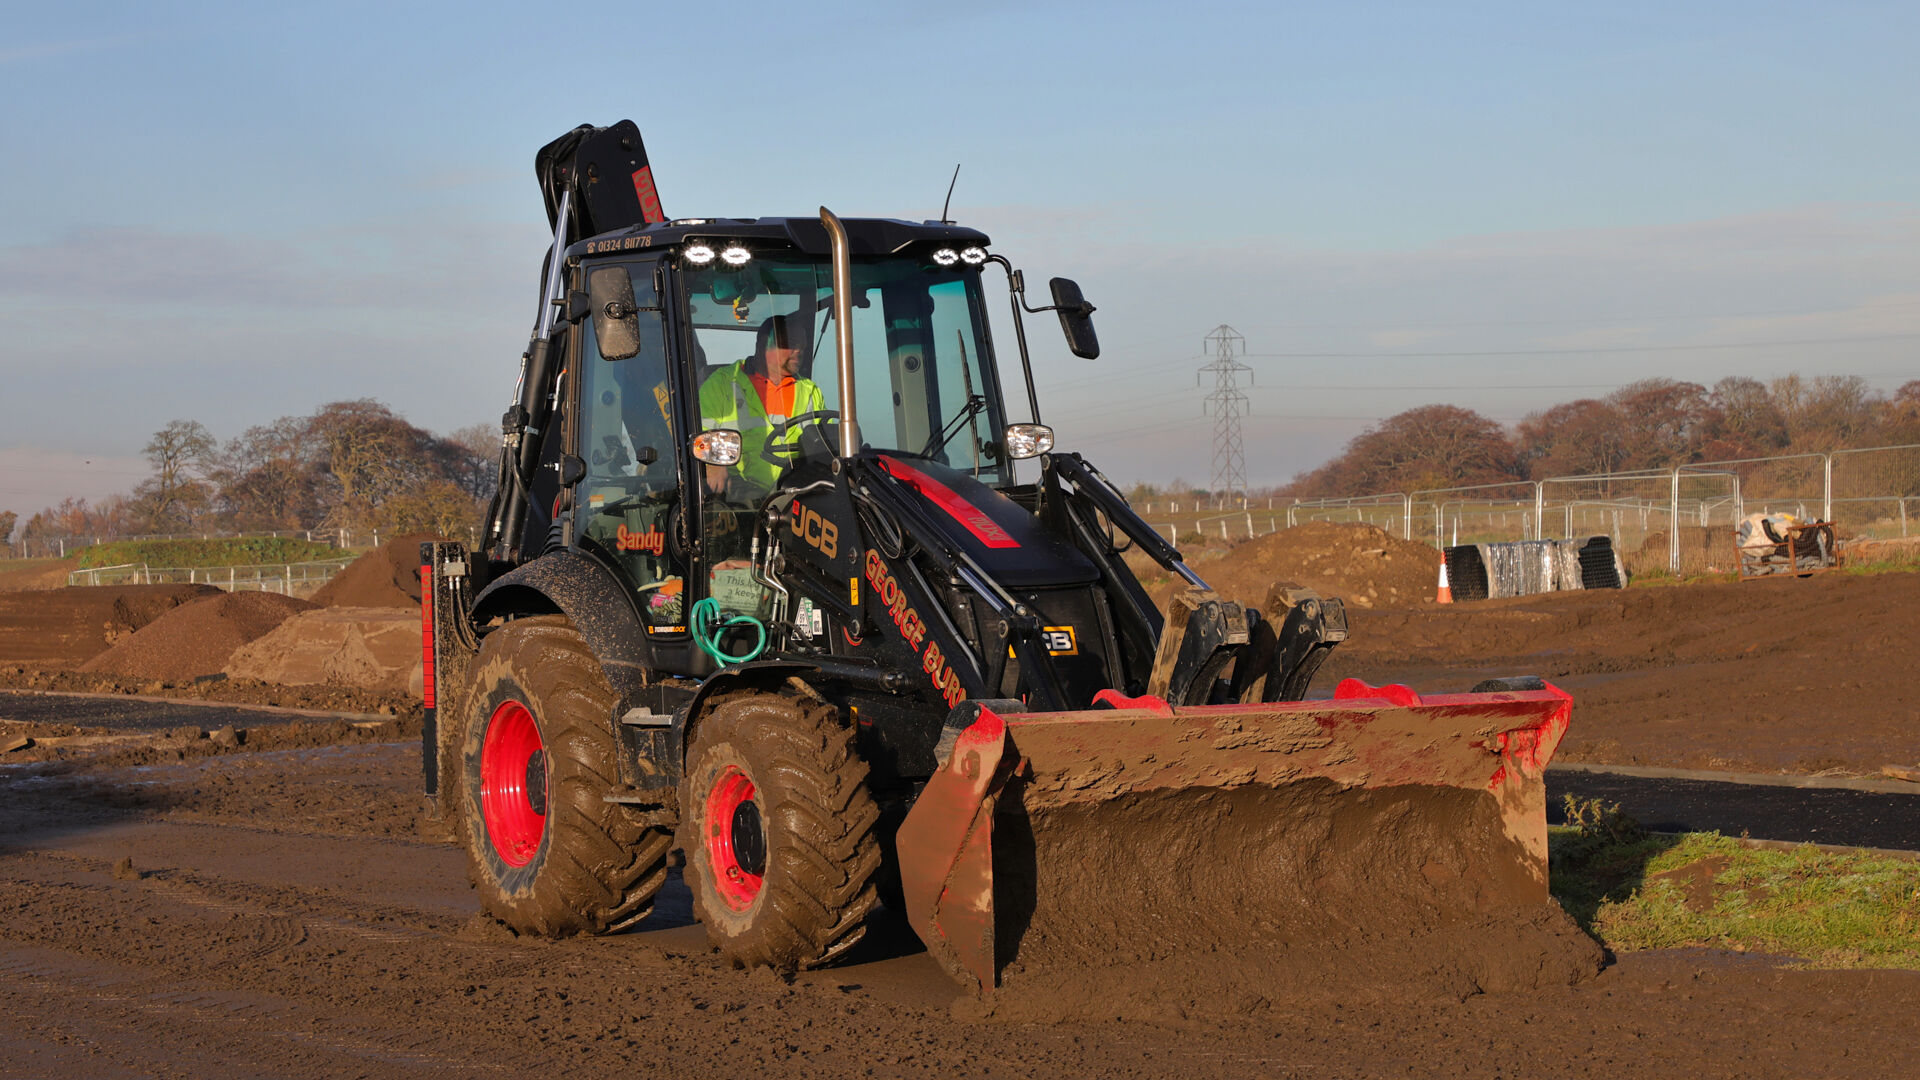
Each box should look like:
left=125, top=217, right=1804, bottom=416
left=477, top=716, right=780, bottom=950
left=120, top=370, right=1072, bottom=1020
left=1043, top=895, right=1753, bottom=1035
left=567, top=217, right=990, bottom=261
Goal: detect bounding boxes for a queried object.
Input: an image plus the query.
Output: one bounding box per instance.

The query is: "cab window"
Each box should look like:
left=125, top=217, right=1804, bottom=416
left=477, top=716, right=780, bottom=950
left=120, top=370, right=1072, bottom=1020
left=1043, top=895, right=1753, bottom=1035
left=574, top=262, right=687, bottom=632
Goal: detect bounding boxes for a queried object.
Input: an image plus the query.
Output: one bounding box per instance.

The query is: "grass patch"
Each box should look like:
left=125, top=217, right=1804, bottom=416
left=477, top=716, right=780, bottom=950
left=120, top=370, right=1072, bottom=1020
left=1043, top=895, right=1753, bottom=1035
left=74, top=537, right=345, bottom=569
left=1839, top=558, right=1920, bottom=577
left=1624, top=565, right=1739, bottom=587
left=1550, top=796, right=1920, bottom=969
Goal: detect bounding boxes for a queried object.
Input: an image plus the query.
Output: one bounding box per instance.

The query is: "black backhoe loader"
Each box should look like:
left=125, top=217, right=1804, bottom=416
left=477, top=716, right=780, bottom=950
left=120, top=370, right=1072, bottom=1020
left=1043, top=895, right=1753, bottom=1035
left=422, top=121, right=1576, bottom=992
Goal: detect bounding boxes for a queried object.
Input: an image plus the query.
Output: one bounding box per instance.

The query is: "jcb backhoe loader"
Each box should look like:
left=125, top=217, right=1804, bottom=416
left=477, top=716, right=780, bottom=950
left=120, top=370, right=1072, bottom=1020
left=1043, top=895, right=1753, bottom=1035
left=422, top=121, right=1577, bottom=992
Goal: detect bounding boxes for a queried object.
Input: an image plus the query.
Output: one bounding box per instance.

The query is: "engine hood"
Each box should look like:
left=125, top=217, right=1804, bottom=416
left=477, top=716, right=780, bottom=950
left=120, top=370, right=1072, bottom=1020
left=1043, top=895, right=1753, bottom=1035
left=870, top=455, right=1099, bottom=589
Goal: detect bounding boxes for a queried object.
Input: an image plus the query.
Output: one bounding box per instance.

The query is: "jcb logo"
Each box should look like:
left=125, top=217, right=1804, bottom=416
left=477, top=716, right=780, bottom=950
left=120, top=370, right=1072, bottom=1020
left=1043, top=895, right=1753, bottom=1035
left=1011, top=626, right=1079, bottom=657
left=790, top=502, right=839, bottom=559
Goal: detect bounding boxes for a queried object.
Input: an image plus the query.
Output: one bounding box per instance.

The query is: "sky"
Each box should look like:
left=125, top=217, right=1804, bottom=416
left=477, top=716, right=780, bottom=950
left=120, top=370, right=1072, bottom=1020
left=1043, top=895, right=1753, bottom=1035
left=1, top=0, right=1916, bottom=520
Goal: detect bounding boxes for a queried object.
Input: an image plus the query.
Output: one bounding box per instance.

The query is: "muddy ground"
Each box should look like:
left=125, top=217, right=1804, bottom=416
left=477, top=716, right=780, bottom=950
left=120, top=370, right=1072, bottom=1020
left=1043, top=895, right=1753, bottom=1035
left=5, top=541, right=1920, bottom=1076
left=5, top=724, right=1919, bottom=1080
left=1321, top=569, right=1920, bottom=776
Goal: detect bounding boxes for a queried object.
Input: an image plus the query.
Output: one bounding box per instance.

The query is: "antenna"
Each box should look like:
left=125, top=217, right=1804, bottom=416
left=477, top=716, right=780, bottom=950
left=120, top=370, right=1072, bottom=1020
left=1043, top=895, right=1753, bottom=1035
left=939, top=164, right=961, bottom=224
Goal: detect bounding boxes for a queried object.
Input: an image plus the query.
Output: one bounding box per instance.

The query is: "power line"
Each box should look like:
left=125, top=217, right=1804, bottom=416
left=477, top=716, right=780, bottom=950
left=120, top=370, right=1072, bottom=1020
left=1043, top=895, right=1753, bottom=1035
left=1037, top=333, right=1920, bottom=388
left=1240, top=331, right=1920, bottom=360
left=1226, top=297, right=1920, bottom=333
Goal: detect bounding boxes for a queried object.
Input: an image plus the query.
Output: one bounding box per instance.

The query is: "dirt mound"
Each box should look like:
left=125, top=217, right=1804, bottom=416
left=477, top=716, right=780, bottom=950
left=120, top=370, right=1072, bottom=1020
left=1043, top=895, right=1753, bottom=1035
left=1164, top=521, right=1441, bottom=612
left=79, top=591, right=315, bottom=683
left=224, top=606, right=423, bottom=695
left=0, top=557, right=81, bottom=592
left=0, top=584, right=218, bottom=668
left=310, top=534, right=439, bottom=609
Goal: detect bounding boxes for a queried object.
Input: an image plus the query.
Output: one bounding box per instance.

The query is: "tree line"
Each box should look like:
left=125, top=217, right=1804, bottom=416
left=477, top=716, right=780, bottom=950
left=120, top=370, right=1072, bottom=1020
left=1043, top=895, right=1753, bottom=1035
left=1282, top=374, right=1920, bottom=498
left=13, top=400, right=494, bottom=547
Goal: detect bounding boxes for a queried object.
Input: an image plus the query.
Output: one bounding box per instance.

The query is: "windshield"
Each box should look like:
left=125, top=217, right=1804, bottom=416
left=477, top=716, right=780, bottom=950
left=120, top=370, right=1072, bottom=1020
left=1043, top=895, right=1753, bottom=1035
left=680, top=254, right=1010, bottom=483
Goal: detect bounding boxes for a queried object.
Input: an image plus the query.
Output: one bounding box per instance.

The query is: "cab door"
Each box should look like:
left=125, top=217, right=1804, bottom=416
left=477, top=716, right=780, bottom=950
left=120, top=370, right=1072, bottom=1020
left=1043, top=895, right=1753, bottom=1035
left=569, top=257, right=691, bottom=638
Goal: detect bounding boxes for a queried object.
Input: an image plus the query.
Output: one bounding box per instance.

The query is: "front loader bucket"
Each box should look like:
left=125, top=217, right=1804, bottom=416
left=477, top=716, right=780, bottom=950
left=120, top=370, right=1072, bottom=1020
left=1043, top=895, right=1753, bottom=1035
left=894, top=680, right=1574, bottom=995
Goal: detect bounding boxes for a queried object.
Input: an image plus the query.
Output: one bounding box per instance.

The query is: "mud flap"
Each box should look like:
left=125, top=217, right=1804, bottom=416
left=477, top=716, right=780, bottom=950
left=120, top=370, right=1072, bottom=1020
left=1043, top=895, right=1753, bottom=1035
left=895, top=679, right=1573, bottom=992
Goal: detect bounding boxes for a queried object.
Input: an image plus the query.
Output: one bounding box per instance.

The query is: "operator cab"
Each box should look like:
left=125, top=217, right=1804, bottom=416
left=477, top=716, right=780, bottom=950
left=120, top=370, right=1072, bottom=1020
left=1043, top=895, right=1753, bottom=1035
left=566, top=220, right=1029, bottom=629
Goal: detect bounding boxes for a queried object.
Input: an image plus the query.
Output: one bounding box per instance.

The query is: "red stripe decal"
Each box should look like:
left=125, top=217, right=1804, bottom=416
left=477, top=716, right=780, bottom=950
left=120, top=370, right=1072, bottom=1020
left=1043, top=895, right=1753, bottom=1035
left=419, top=564, right=436, bottom=709
left=877, top=455, right=1020, bottom=549
left=631, top=166, right=664, bottom=223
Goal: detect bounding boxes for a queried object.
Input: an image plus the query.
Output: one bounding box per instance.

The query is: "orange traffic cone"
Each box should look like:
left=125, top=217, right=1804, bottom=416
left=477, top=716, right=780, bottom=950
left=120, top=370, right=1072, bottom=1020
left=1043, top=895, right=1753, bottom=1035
left=1435, top=557, right=1453, bottom=604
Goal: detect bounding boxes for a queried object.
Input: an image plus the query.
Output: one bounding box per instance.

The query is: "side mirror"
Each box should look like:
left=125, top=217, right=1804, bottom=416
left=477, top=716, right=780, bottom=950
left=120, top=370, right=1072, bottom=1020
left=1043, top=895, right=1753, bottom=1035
left=1049, top=278, right=1099, bottom=359
left=587, top=266, right=642, bottom=361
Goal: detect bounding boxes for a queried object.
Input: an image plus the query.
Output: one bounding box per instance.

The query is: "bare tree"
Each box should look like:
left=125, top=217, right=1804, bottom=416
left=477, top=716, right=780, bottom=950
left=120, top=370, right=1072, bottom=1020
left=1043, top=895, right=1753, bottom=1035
left=134, top=420, right=216, bottom=532
left=215, top=417, right=326, bottom=531
left=309, top=400, right=422, bottom=531
left=434, top=422, right=498, bottom=500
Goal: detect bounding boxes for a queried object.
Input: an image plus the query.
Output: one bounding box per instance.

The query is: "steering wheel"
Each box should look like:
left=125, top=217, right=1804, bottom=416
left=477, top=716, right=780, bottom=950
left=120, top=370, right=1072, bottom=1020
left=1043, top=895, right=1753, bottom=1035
left=757, top=409, right=842, bottom=470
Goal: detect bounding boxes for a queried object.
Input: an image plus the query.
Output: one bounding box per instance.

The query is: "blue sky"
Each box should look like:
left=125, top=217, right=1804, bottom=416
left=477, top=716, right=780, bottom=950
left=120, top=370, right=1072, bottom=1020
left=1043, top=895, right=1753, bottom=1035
left=2, top=1, right=1916, bottom=516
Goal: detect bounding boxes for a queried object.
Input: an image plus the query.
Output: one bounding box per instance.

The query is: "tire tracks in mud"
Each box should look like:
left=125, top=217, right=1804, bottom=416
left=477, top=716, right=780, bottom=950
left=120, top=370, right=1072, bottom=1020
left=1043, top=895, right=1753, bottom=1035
left=0, top=942, right=515, bottom=1078
left=0, top=849, right=545, bottom=1078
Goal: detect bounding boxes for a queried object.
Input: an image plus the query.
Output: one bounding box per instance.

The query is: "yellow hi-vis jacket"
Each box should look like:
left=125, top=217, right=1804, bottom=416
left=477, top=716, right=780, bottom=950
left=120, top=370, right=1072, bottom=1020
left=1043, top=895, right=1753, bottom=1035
left=698, top=361, right=825, bottom=490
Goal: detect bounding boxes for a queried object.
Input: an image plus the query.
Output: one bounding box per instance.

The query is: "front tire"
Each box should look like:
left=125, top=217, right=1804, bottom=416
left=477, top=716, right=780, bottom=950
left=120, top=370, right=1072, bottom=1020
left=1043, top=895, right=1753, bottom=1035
left=458, top=617, right=670, bottom=936
left=680, top=692, right=881, bottom=970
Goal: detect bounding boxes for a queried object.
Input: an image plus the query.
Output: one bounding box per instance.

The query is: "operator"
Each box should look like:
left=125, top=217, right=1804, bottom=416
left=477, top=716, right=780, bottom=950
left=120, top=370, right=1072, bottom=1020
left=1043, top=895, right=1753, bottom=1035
left=698, top=312, right=825, bottom=497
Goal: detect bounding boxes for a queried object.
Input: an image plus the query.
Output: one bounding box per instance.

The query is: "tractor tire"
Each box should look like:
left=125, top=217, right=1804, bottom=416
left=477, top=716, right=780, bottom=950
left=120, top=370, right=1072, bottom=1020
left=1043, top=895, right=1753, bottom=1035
left=457, top=616, right=670, bottom=936
left=680, top=691, right=881, bottom=970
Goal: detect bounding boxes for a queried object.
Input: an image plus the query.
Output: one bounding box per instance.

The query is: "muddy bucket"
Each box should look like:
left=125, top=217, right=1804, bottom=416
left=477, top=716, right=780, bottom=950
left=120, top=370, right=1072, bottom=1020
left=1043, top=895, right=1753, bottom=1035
left=895, top=679, right=1574, bottom=994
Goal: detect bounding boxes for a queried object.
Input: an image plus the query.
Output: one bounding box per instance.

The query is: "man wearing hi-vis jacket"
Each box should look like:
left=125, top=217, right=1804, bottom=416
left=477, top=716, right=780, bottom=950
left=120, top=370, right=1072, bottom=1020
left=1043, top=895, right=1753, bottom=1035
left=698, top=312, right=825, bottom=497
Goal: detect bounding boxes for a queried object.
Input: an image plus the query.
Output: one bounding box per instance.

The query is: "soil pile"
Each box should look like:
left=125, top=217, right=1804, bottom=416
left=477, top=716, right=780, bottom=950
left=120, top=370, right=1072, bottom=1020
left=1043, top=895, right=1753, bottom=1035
left=225, top=606, right=423, bottom=695
left=1166, top=521, right=1440, bottom=611
left=310, top=534, right=439, bottom=608
left=0, top=557, right=81, bottom=592
left=79, top=591, right=315, bottom=683
left=0, top=584, right=218, bottom=668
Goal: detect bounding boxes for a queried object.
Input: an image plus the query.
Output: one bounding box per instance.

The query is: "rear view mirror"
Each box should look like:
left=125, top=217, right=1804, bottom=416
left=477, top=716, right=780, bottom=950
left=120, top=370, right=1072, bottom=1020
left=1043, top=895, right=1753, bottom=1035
left=1049, top=278, right=1099, bottom=359
left=588, top=266, right=641, bottom=360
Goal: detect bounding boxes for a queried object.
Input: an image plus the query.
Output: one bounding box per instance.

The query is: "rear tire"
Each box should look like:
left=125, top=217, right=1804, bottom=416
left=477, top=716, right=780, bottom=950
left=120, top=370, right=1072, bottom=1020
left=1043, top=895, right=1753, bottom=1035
left=458, top=617, right=670, bottom=936
left=680, top=692, right=881, bottom=970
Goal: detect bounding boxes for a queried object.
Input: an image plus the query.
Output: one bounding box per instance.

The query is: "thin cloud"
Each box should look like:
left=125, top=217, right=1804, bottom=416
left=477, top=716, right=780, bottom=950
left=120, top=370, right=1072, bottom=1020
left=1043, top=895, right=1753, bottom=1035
left=0, top=34, right=144, bottom=66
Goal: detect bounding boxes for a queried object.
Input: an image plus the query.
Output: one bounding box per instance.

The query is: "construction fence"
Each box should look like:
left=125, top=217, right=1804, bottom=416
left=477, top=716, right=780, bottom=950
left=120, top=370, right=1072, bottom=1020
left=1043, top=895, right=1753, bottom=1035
left=1141, top=443, right=1920, bottom=576
left=64, top=558, right=360, bottom=598
left=5, top=526, right=484, bottom=561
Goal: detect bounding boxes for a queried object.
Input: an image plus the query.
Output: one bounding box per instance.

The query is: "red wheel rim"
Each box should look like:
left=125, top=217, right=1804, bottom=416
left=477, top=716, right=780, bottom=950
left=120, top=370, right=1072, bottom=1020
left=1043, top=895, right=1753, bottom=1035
left=480, top=699, right=546, bottom=867
left=704, top=766, right=765, bottom=910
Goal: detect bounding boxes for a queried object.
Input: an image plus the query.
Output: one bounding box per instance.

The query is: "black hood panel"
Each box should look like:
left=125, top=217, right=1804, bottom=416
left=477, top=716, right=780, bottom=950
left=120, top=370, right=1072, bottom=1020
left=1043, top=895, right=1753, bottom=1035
left=871, top=455, right=1099, bottom=589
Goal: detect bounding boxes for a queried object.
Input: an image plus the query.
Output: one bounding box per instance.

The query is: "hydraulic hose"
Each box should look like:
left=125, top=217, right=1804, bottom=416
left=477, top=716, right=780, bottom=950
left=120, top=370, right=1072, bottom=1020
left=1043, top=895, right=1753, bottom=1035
left=691, top=596, right=767, bottom=665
